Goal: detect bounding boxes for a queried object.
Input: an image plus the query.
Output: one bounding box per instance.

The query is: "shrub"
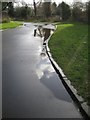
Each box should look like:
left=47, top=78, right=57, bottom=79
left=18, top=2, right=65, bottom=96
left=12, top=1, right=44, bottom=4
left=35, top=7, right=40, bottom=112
left=2, top=18, right=10, bottom=23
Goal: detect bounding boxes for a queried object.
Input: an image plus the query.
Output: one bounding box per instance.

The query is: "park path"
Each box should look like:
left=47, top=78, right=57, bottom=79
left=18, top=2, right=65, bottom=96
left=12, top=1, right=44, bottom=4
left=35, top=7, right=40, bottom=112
left=2, top=23, right=82, bottom=118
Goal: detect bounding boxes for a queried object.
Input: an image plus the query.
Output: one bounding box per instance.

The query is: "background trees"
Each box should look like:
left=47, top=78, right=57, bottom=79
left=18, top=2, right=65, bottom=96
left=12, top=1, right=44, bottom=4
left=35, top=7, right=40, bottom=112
left=21, top=5, right=29, bottom=19
left=57, top=2, right=71, bottom=21
left=1, top=2, right=14, bottom=17
left=72, top=2, right=88, bottom=23
left=8, top=2, right=14, bottom=17
left=2, top=2, right=9, bottom=11
left=72, top=2, right=84, bottom=22
left=51, top=2, right=57, bottom=16
left=43, top=2, right=51, bottom=18
left=86, top=1, right=90, bottom=24
left=0, top=0, right=89, bottom=23
left=14, top=5, right=32, bottom=20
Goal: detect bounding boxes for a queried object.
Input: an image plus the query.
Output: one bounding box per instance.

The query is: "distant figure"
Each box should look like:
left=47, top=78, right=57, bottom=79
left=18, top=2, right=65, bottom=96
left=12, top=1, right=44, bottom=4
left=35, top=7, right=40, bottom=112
left=38, top=26, right=42, bottom=37
left=43, top=28, right=51, bottom=45
left=34, top=25, right=43, bottom=37
left=34, top=29, right=37, bottom=36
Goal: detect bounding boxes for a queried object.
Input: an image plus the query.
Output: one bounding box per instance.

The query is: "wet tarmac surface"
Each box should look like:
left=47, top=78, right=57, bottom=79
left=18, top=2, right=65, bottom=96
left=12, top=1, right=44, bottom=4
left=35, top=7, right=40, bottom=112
left=2, top=23, right=83, bottom=118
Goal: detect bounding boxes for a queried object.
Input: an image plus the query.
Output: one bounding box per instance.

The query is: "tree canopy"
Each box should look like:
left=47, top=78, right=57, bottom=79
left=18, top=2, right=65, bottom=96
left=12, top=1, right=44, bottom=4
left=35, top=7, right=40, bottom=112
left=0, top=0, right=89, bottom=23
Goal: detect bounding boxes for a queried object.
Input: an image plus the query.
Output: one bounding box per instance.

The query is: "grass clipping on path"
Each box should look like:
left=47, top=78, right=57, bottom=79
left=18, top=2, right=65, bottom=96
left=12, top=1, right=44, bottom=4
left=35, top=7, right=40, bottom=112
left=0, top=21, right=23, bottom=29
left=49, top=23, right=89, bottom=105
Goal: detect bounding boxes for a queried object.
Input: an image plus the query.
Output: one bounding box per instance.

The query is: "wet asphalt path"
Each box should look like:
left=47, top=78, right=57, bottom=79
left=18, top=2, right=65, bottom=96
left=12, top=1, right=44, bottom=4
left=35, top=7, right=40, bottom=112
left=2, top=23, right=82, bottom=118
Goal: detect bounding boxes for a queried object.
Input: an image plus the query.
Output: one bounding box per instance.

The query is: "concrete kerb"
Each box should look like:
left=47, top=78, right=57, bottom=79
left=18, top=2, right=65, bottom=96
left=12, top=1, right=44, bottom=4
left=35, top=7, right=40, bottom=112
left=45, top=25, right=90, bottom=120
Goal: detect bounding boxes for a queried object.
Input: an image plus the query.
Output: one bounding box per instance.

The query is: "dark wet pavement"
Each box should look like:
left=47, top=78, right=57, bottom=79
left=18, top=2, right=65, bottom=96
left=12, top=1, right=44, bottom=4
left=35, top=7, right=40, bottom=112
left=2, top=23, right=82, bottom=118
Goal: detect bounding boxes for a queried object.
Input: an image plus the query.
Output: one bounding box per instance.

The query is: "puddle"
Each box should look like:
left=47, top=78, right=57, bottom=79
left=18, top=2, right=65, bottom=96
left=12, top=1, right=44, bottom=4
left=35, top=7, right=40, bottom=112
left=36, top=55, right=55, bottom=80
left=35, top=53, right=72, bottom=103
left=20, top=23, right=73, bottom=103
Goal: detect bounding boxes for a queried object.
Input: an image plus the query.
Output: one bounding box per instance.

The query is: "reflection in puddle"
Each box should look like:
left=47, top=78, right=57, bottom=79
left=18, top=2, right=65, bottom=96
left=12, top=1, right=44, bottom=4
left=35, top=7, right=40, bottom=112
left=36, top=55, right=55, bottom=80
left=36, top=54, right=72, bottom=103
left=34, top=23, right=73, bottom=102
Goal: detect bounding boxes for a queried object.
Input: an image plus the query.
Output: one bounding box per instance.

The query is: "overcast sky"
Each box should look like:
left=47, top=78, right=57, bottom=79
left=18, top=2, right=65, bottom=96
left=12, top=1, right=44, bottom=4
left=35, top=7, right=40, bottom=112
left=21, top=0, right=88, bottom=5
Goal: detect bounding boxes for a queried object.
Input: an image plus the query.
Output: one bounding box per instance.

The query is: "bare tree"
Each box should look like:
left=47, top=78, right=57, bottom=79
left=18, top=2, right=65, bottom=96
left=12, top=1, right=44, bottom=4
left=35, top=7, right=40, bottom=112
left=33, top=0, right=37, bottom=16
left=43, top=0, right=51, bottom=18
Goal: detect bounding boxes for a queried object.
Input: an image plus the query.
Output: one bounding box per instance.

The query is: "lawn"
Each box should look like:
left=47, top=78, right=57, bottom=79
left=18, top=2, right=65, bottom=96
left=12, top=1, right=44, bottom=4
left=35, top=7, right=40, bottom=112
left=0, top=21, right=23, bottom=30
left=49, top=23, right=89, bottom=105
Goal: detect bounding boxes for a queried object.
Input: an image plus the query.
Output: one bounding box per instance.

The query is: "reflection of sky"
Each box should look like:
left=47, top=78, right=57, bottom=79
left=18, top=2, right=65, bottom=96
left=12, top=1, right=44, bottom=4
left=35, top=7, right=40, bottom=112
left=36, top=55, right=55, bottom=79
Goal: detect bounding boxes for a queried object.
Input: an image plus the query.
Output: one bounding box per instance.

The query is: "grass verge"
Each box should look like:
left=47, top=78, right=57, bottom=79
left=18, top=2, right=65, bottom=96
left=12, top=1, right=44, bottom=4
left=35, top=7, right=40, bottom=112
left=49, top=23, right=89, bottom=105
left=0, top=21, right=23, bottom=30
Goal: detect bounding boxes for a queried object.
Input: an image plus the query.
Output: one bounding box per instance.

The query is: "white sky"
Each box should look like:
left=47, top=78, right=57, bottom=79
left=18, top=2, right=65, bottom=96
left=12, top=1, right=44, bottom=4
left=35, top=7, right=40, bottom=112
left=21, top=0, right=89, bottom=4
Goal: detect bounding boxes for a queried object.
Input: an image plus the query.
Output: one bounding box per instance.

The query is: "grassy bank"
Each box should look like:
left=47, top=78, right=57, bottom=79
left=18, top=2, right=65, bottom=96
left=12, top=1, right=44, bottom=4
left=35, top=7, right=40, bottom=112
left=49, top=23, right=89, bottom=105
left=0, top=21, right=23, bottom=30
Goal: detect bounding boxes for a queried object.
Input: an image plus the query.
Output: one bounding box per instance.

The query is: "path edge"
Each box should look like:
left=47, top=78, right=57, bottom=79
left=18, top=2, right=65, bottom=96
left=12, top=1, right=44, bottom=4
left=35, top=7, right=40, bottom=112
left=45, top=25, right=90, bottom=120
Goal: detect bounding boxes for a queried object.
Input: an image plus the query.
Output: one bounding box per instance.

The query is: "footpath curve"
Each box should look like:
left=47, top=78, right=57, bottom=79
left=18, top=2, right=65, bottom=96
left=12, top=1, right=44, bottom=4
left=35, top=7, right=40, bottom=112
left=2, top=23, right=84, bottom=119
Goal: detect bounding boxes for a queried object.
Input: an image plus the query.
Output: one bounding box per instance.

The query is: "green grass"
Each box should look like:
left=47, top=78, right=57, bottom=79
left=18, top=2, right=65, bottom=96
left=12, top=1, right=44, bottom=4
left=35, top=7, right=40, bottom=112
left=49, top=23, right=89, bottom=105
left=0, top=21, right=23, bottom=30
